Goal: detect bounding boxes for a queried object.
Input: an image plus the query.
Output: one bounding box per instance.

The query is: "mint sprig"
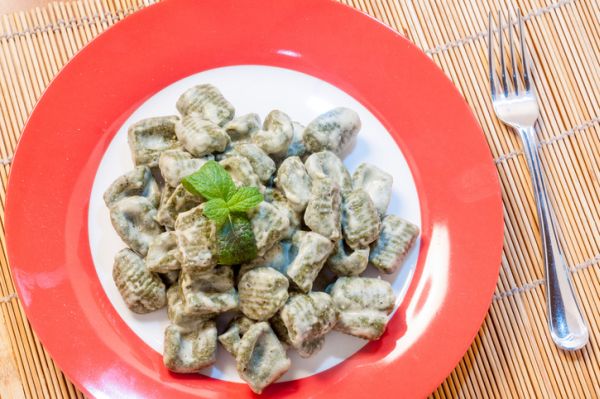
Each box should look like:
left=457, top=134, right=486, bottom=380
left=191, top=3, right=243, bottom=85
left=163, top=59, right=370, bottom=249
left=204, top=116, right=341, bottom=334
left=182, top=160, right=236, bottom=201
left=182, top=160, right=263, bottom=264
left=226, top=186, right=263, bottom=213
left=217, top=214, right=258, bottom=265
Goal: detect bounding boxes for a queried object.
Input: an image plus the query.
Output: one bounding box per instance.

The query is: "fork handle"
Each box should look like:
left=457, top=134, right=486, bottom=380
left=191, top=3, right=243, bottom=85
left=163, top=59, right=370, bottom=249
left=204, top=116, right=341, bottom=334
left=519, top=126, right=589, bottom=350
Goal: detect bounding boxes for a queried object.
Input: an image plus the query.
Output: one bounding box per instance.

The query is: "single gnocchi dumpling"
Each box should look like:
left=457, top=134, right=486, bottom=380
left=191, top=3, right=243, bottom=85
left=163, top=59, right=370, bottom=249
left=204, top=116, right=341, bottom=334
left=304, top=150, right=352, bottom=195
left=252, top=110, right=293, bottom=158
left=303, top=107, right=360, bottom=156
left=158, top=149, right=210, bottom=188
left=268, top=189, right=302, bottom=239
left=235, top=322, right=291, bottom=394
left=238, top=240, right=293, bottom=281
left=174, top=205, right=217, bottom=272
left=238, top=267, right=289, bottom=321
left=326, top=240, right=369, bottom=276
left=352, top=163, right=393, bottom=217
left=175, top=114, right=230, bottom=157
left=163, top=320, right=217, bottom=373
left=167, top=284, right=213, bottom=327
left=233, top=143, right=276, bottom=183
left=275, top=156, right=312, bottom=212
left=176, top=84, right=235, bottom=126
left=103, top=165, right=160, bottom=208
left=286, top=121, right=307, bottom=158
left=110, top=196, right=163, bottom=256
left=272, top=291, right=337, bottom=358
left=249, top=202, right=290, bottom=256
left=155, top=184, right=203, bottom=229
left=179, top=266, right=238, bottom=315
left=369, top=215, right=419, bottom=274
left=113, top=248, right=166, bottom=313
left=304, top=178, right=342, bottom=241
left=224, top=113, right=261, bottom=142
left=285, top=231, right=334, bottom=293
left=219, top=156, right=262, bottom=188
left=342, top=189, right=381, bottom=249
left=158, top=184, right=175, bottom=211
left=218, top=315, right=256, bottom=356
left=328, top=276, right=395, bottom=340
left=127, top=115, right=180, bottom=167
left=146, top=231, right=181, bottom=273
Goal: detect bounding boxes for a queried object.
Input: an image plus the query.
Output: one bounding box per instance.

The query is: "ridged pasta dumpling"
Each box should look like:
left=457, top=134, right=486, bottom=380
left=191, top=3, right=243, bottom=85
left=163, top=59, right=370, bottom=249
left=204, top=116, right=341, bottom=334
left=272, top=291, right=337, bottom=358
left=113, top=248, right=166, bottom=313
left=238, top=267, right=289, bottom=321
left=127, top=115, right=180, bottom=167
left=176, top=84, right=235, bottom=126
left=235, top=322, right=291, bottom=394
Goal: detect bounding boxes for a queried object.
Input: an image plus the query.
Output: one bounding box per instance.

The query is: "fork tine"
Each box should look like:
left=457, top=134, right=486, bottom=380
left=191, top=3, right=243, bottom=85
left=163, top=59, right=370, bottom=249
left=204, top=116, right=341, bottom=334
left=498, top=10, right=508, bottom=97
left=518, top=9, right=531, bottom=91
left=509, top=11, right=518, bottom=95
left=488, top=12, right=496, bottom=98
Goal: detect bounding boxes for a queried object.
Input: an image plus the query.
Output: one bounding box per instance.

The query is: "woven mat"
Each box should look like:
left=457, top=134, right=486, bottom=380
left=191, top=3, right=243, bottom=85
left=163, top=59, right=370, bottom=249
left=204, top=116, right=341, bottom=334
left=1, top=0, right=599, bottom=397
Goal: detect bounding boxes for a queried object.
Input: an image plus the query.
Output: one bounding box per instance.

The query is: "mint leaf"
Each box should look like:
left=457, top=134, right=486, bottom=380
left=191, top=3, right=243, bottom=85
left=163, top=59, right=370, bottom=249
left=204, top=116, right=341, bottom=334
left=182, top=160, right=236, bottom=201
left=226, top=187, right=264, bottom=213
left=217, top=214, right=257, bottom=265
left=202, top=198, right=230, bottom=225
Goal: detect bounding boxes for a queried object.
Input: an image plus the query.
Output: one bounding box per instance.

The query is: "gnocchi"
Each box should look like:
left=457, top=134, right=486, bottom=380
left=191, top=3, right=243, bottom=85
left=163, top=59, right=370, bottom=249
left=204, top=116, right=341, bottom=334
left=158, top=149, right=210, bottom=187
left=304, top=150, right=352, bottom=195
left=176, top=84, right=235, bottom=126
left=164, top=321, right=217, bottom=373
left=179, top=266, right=238, bottom=315
left=328, top=276, right=395, bottom=340
left=174, top=205, right=217, bottom=272
left=155, top=184, right=203, bottom=229
left=127, top=115, right=180, bottom=167
left=175, top=114, right=230, bottom=157
left=341, top=188, right=381, bottom=249
left=369, top=215, right=420, bottom=274
left=146, top=231, right=180, bottom=273
left=238, top=267, right=289, bottom=321
left=223, top=113, right=261, bottom=142
left=218, top=315, right=256, bottom=356
left=326, top=240, right=369, bottom=276
left=272, top=291, right=337, bottom=358
left=109, top=196, right=163, bottom=256
left=253, top=110, right=293, bottom=158
left=232, top=143, right=276, bottom=183
left=113, top=248, right=166, bottom=313
left=352, top=163, right=393, bottom=217
left=275, top=156, right=312, bottom=212
left=219, top=155, right=262, bottom=188
left=106, top=84, right=419, bottom=393
left=303, top=107, right=360, bottom=156
left=285, top=230, right=334, bottom=293
left=235, top=322, right=291, bottom=394
left=304, top=177, right=342, bottom=241
left=103, top=165, right=160, bottom=208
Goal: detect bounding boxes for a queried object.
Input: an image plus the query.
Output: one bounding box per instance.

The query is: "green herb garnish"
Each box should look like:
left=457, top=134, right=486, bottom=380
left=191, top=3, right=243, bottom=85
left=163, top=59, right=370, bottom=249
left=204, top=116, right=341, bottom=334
left=216, top=214, right=257, bottom=265
left=182, top=160, right=263, bottom=265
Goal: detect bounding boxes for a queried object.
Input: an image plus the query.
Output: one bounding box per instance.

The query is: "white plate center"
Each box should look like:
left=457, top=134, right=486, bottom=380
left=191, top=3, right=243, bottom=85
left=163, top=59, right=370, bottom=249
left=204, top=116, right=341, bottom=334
left=88, top=65, right=421, bottom=382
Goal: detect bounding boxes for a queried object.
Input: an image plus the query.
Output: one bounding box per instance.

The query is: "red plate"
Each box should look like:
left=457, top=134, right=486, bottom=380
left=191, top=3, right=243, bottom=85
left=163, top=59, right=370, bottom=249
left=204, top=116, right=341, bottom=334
left=5, top=0, right=502, bottom=397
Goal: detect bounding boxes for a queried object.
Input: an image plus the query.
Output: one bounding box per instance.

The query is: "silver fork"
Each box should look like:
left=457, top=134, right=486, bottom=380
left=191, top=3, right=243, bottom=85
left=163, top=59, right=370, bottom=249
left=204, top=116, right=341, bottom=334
left=488, top=10, right=589, bottom=350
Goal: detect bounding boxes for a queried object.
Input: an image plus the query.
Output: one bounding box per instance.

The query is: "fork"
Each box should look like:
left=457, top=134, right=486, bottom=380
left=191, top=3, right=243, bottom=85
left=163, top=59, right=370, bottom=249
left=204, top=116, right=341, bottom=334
left=488, top=10, right=589, bottom=350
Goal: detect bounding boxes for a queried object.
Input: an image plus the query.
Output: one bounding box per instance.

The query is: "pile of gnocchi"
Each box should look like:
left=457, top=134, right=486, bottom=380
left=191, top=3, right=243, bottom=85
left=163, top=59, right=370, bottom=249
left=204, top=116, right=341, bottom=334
left=104, top=84, right=419, bottom=394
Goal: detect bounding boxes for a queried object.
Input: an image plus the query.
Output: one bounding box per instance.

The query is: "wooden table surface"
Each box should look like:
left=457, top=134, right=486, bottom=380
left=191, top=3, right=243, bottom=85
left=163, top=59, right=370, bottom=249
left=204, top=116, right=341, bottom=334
left=1, top=0, right=599, bottom=398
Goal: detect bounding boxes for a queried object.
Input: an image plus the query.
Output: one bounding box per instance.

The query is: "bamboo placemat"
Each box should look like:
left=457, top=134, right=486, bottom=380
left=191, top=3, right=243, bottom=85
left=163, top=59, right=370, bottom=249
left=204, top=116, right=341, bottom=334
left=1, top=0, right=599, bottom=397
